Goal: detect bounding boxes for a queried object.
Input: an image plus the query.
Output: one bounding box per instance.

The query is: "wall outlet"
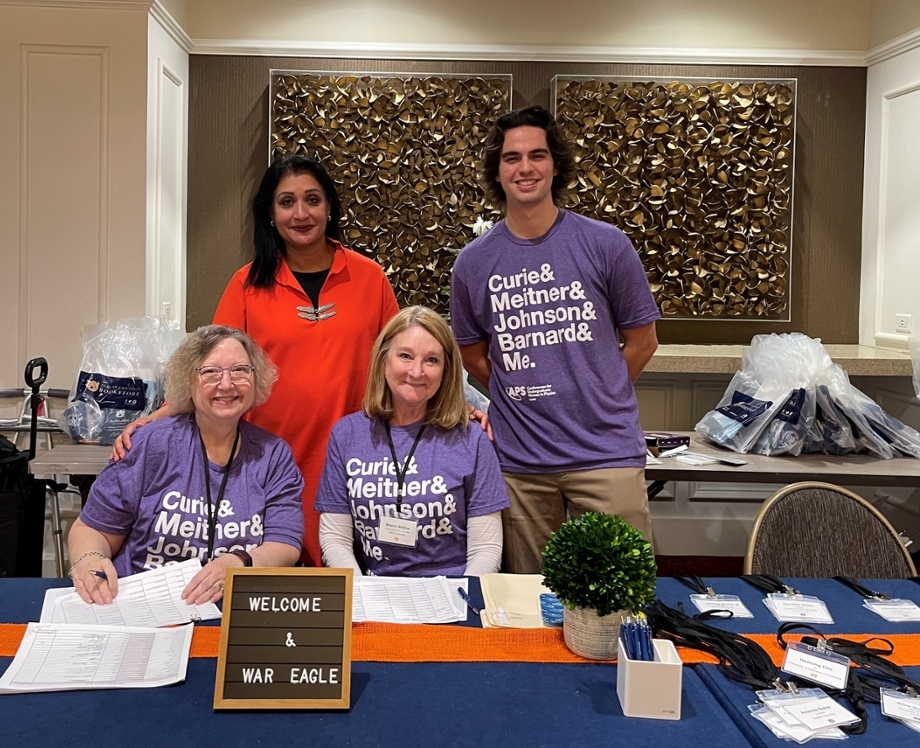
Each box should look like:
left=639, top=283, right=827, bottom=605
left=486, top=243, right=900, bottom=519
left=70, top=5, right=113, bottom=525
left=161, top=301, right=172, bottom=320
left=896, top=313, right=912, bottom=333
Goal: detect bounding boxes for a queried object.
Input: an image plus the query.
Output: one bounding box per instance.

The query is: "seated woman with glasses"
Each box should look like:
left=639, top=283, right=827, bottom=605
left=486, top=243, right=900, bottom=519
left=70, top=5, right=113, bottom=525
left=67, top=325, right=304, bottom=605
left=314, top=306, right=509, bottom=577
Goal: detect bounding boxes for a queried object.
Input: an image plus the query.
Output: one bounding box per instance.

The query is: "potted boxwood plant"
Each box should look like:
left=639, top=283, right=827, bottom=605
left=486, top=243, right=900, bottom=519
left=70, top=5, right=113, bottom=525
left=541, top=512, right=657, bottom=660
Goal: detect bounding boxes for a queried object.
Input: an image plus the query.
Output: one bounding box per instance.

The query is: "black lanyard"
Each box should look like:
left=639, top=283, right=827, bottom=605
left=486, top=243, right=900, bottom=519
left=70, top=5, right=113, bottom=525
left=834, top=576, right=890, bottom=600
left=676, top=576, right=717, bottom=597
left=742, top=574, right=801, bottom=596
left=384, top=421, right=425, bottom=513
left=198, top=426, right=241, bottom=561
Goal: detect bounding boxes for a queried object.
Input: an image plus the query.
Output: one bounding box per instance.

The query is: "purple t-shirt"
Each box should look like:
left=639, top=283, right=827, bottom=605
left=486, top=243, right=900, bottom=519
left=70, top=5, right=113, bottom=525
left=313, top=412, right=510, bottom=576
left=80, top=414, right=304, bottom=576
left=450, top=210, right=660, bottom=473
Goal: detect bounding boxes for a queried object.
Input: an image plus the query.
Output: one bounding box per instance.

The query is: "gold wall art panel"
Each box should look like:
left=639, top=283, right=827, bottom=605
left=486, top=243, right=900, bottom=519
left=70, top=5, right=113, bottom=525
left=554, top=76, right=796, bottom=320
left=270, top=71, right=511, bottom=314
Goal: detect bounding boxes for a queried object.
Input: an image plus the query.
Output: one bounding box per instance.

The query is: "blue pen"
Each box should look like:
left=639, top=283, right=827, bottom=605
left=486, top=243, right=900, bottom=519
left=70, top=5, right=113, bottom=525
left=638, top=615, right=652, bottom=661
left=457, top=587, right=481, bottom=616
left=621, top=616, right=636, bottom=659
left=90, top=570, right=107, bottom=581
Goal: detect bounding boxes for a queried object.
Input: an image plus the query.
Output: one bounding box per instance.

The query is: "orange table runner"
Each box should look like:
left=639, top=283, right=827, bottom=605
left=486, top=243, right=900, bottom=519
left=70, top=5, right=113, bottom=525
left=4, top=622, right=920, bottom=667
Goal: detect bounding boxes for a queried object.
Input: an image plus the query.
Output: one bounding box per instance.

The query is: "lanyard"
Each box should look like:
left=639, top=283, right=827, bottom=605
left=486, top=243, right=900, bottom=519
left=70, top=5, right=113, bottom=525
left=834, top=576, right=890, bottom=600
left=676, top=576, right=718, bottom=597
left=198, top=426, right=241, bottom=562
left=384, top=421, right=425, bottom=512
left=742, top=574, right=801, bottom=596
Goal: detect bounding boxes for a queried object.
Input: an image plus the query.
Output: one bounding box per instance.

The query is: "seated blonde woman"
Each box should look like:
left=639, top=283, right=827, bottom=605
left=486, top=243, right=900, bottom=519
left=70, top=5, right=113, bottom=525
left=68, top=325, right=304, bottom=605
left=315, top=306, right=509, bottom=576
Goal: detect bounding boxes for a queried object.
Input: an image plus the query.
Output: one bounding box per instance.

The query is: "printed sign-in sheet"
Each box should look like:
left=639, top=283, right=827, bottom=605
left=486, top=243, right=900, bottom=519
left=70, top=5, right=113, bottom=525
left=41, top=559, right=221, bottom=627
left=0, top=623, right=193, bottom=693
left=352, top=576, right=464, bottom=623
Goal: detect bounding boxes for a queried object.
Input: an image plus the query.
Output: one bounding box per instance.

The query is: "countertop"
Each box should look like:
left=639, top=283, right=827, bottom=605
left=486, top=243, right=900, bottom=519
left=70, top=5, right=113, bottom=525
left=645, top=344, right=914, bottom=376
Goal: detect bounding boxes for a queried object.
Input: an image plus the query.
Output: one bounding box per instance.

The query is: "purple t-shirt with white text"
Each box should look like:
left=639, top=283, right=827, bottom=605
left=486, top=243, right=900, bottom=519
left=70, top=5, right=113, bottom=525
left=80, top=415, right=304, bottom=576
left=450, top=210, right=660, bottom=473
left=314, top=412, right=510, bottom=576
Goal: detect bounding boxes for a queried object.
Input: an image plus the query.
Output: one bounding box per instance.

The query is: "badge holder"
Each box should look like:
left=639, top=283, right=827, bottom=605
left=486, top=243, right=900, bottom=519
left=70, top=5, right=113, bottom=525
left=689, top=591, right=753, bottom=618
left=764, top=592, right=834, bottom=624
left=880, top=687, right=920, bottom=733
left=780, top=640, right=851, bottom=690
left=616, top=637, right=683, bottom=720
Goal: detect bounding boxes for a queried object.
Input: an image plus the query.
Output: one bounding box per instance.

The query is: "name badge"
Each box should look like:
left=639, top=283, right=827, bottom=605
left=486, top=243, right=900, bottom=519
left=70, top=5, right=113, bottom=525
left=764, top=593, right=834, bottom=624
left=863, top=598, right=920, bottom=622
left=377, top=517, right=418, bottom=547
left=880, top=688, right=920, bottom=725
left=689, top=594, right=754, bottom=618
left=781, top=642, right=851, bottom=690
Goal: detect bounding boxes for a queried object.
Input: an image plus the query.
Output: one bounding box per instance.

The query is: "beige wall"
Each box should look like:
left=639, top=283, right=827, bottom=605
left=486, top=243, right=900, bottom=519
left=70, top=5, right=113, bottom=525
left=0, top=5, right=149, bottom=390
left=157, top=0, right=190, bottom=31
left=186, top=0, right=872, bottom=50
left=870, top=0, right=920, bottom=47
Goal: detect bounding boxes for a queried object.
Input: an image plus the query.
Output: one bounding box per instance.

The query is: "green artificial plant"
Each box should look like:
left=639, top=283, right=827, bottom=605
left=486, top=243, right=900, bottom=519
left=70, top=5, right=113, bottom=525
left=541, top=512, right=657, bottom=617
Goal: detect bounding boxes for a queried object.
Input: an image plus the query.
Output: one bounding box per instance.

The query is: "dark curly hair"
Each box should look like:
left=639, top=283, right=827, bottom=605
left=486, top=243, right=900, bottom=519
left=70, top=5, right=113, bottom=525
left=480, top=105, right=576, bottom=207
left=246, top=155, right=343, bottom=289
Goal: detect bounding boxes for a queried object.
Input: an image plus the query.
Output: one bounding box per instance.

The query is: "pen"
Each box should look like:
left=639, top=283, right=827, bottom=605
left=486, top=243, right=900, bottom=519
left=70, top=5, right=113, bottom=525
left=457, top=587, right=481, bottom=615
left=658, top=445, right=688, bottom=458
left=90, top=570, right=108, bottom=581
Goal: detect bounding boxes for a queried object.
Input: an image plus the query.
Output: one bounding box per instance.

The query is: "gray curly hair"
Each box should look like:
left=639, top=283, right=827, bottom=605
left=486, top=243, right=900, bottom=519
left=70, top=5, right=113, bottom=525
left=164, top=325, right=277, bottom=414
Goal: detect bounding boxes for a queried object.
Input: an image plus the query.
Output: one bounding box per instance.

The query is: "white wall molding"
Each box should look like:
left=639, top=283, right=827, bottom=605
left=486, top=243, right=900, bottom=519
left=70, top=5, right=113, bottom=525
left=189, top=39, right=867, bottom=67
left=0, top=0, right=150, bottom=9
left=149, top=0, right=191, bottom=54
left=867, top=26, right=920, bottom=66
left=19, top=43, right=111, bottom=372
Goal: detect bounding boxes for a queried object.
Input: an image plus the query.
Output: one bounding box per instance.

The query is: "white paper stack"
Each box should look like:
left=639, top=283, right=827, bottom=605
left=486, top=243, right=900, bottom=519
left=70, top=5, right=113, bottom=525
left=352, top=576, right=467, bottom=623
left=0, top=623, right=193, bottom=694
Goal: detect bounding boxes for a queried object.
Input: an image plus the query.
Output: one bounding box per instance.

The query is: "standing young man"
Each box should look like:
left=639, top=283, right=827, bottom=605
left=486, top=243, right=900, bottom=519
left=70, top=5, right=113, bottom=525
left=450, top=105, right=660, bottom=573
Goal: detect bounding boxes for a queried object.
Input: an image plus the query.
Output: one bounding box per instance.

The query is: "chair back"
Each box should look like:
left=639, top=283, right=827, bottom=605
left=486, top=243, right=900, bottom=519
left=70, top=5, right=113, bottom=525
left=744, top=481, right=917, bottom=578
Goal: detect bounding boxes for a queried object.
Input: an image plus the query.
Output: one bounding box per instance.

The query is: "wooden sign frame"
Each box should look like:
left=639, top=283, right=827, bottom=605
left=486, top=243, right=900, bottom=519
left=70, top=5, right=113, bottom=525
left=214, top=567, right=353, bottom=710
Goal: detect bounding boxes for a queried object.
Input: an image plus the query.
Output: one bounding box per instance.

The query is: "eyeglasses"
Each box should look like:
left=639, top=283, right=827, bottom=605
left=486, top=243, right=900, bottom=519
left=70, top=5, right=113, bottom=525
left=195, top=365, right=254, bottom=384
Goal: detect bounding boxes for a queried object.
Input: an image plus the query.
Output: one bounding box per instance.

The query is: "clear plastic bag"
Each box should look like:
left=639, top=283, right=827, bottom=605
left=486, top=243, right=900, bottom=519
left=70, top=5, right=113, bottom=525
left=60, top=316, right=184, bottom=445
left=696, top=333, right=920, bottom=459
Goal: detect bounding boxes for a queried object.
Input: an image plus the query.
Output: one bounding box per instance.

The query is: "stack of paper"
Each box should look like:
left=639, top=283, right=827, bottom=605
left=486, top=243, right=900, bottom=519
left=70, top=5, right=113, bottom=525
left=479, top=573, right=552, bottom=628
left=0, top=623, right=193, bottom=694
left=0, top=559, right=214, bottom=694
left=353, top=576, right=467, bottom=623
left=40, top=558, right=222, bottom=626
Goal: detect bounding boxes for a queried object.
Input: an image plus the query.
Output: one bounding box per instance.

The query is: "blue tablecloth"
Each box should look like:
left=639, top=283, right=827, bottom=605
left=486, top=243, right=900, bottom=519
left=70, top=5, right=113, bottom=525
left=654, top=577, right=920, bottom=634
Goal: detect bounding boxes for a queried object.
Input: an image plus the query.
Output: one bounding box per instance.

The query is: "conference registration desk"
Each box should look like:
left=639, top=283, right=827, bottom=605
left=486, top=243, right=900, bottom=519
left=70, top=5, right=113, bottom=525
left=4, top=577, right=920, bottom=747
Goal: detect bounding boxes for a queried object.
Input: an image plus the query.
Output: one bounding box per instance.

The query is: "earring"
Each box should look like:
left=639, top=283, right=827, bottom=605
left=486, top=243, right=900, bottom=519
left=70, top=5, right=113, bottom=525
left=270, top=220, right=275, bottom=226
left=327, top=215, right=332, bottom=221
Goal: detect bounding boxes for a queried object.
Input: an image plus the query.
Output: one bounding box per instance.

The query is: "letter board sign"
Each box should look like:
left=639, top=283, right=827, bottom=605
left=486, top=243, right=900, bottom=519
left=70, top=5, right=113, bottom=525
left=214, top=567, right=353, bottom=709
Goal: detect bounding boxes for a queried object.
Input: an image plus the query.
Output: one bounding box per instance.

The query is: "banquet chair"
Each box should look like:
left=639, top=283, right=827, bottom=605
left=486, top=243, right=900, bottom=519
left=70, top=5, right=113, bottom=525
left=744, top=481, right=916, bottom=578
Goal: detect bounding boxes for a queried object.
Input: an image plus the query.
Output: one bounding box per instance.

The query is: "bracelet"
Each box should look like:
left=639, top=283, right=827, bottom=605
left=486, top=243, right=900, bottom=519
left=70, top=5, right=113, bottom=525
left=68, top=551, right=106, bottom=578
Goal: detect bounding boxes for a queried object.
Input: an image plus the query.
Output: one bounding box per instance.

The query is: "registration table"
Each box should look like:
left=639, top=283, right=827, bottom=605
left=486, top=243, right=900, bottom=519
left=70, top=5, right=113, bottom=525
left=4, top=577, right=920, bottom=746
left=0, top=579, right=750, bottom=748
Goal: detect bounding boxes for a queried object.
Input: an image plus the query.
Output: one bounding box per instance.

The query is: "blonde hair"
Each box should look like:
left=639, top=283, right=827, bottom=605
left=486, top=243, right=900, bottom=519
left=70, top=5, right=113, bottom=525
left=363, top=307, right=467, bottom=430
left=165, top=325, right=277, bottom=414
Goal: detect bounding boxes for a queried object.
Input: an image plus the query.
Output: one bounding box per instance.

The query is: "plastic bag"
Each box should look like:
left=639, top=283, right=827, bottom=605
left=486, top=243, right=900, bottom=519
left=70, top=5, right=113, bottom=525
left=463, top=369, right=490, bottom=413
left=911, top=336, right=920, bottom=401
left=695, top=368, right=785, bottom=453
left=747, top=334, right=819, bottom=457
left=696, top=333, right=920, bottom=459
left=60, top=317, right=184, bottom=445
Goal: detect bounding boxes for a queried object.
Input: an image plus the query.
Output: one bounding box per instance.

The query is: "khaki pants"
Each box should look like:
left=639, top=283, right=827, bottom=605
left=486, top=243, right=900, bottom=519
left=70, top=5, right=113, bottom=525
left=501, top=467, right=653, bottom=574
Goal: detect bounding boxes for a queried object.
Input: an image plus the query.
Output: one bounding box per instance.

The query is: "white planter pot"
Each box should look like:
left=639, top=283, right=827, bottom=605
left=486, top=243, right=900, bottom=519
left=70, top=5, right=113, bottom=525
left=562, top=606, right=629, bottom=660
